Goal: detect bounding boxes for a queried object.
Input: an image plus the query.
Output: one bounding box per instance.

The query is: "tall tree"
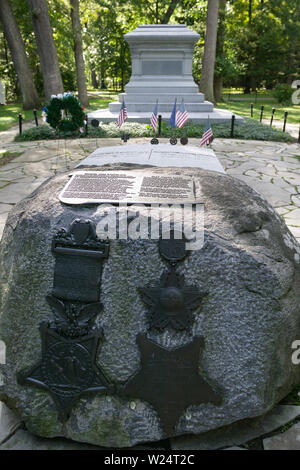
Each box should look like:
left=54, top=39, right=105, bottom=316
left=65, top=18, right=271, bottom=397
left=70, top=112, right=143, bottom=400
left=214, top=0, right=226, bottom=101
left=70, top=0, right=89, bottom=106
left=27, top=0, right=64, bottom=99
left=199, top=0, right=219, bottom=103
left=0, top=0, right=40, bottom=109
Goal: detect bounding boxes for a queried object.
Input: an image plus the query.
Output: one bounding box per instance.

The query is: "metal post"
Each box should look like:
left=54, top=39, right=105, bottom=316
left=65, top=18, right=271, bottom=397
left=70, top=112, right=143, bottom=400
left=283, top=111, right=288, bottom=132
left=158, top=115, right=162, bottom=137
left=33, top=109, right=38, bottom=126
left=230, top=114, right=235, bottom=138
left=270, top=108, right=275, bottom=127
left=260, top=105, right=264, bottom=122
left=250, top=103, right=254, bottom=118
left=18, top=113, right=22, bottom=135
left=298, top=120, right=300, bottom=144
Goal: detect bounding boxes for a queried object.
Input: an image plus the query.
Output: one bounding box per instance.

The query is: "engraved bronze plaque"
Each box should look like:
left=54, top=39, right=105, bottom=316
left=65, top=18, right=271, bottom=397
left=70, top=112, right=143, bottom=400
left=59, top=171, right=196, bottom=205
left=141, top=60, right=182, bottom=76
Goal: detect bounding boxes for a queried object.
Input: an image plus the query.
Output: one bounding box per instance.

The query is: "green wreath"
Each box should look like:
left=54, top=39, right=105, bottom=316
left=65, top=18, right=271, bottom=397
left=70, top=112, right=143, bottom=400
left=45, top=94, right=85, bottom=133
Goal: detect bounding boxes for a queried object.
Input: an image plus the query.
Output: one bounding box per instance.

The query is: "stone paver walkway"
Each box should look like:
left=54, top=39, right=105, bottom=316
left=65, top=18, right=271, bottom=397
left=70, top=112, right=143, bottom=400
left=0, top=136, right=299, bottom=243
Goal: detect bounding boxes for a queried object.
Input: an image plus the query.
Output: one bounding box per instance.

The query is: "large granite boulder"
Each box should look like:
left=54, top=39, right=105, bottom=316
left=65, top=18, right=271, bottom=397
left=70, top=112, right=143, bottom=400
left=1, top=164, right=300, bottom=448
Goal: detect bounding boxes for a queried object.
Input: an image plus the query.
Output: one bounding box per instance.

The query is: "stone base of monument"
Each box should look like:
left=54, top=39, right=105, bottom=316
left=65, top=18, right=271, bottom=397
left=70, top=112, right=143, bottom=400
left=87, top=107, right=243, bottom=125
left=88, top=25, right=243, bottom=126
left=1, top=157, right=300, bottom=448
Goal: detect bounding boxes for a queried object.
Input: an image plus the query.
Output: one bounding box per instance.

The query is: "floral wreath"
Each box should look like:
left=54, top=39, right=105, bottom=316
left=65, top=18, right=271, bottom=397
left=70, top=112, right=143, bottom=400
left=44, top=92, right=86, bottom=133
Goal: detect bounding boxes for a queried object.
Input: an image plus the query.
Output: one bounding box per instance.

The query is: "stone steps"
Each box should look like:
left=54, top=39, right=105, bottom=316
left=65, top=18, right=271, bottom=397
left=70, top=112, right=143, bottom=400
left=109, top=101, right=214, bottom=113
left=125, top=85, right=200, bottom=95
left=118, top=92, right=205, bottom=103
left=88, top=108, right=243, bottom=124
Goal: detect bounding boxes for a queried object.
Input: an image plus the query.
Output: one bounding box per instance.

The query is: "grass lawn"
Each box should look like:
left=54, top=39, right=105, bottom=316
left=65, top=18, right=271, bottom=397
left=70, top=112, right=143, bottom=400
left=0, top=103, right=43, bottom=132
left=217, top=92, right=300, bottom=125
left=87, top=93, right=118, bottom=112
left=0, top=92, right=119, bottom=133
left=1, top=90, right=298, bottom=134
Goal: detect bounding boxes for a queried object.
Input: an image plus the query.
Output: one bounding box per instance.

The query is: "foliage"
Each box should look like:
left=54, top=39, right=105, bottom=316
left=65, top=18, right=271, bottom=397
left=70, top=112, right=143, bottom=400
left=45, top=94, right=85, bottom=132
left=15, top=118, right=295, bottom=143
left=0, top=0, right=299, bottom=104
left=272, top=83, right=294, bottom=104
left=14, top=124, right=55, bottom=141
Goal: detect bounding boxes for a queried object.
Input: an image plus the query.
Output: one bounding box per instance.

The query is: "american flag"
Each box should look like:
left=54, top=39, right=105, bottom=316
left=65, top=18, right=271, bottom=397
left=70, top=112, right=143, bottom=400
left=176, top=99, right=188, bottom=128
left=150, top=100, right=158, bottom=133
left=117, top=99, right=127, bottom=127
left=200, top=117, right=213, bottom=146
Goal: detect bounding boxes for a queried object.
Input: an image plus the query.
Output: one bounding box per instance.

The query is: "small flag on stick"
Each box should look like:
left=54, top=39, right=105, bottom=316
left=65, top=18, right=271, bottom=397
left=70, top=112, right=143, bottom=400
left=169, top=98, right=177, bottom=128
left=200, top=116, right=213, bottom=146
left=150, top=100, right=158, bottom=133
left=117, top=99, right=127, bottom=127
left=176, top=99, right=189, bottom=128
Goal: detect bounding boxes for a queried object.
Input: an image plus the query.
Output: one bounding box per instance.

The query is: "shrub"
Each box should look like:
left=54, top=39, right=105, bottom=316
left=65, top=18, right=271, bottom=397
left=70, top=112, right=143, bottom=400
left=272, top=83, right=294, bottom=104
left=14, top=118, right=295, bottom=143
left=14, top=125, right=55, bottom=142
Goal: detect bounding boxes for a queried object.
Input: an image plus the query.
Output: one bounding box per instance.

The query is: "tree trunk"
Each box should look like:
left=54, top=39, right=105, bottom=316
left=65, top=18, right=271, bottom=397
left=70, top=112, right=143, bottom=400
left=0, top=0, right=40, bottom=109
left=91, top=64, right=99, bottom=89
left=213, top=0, right=226, bottom=102
left=100, top=42, right=106, bottom=89
left=199, top=0, right=219, bottom=103
left=214, top=75, right=223, bottom=102
left=70, top=0, right=89, bottom=107
left=27, top=0, right=63, bottom=100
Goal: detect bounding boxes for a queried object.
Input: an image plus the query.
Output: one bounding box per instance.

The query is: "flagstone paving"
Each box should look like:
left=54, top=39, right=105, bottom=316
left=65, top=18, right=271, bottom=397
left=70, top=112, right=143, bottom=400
left=0, top=136, right=299, bottom=243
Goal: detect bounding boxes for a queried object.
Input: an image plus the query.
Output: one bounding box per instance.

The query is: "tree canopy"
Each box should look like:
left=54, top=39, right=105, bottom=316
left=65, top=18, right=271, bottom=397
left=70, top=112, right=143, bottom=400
left=0, top=0, right=299, bottom=106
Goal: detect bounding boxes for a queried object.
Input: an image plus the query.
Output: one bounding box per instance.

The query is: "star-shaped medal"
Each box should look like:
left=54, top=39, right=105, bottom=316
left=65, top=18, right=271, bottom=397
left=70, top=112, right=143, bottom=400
left=17, top=323, right=114, bottom=422
left=139, top=268, right=207, bottom=331
left=120, top=335, right=221, bottom=435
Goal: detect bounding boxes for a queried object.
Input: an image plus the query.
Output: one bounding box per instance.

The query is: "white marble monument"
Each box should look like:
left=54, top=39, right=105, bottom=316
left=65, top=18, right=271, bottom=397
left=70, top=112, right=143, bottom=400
left=76, top=144, right=226, bottom=173
left=88, top=24, right=242, bottom=124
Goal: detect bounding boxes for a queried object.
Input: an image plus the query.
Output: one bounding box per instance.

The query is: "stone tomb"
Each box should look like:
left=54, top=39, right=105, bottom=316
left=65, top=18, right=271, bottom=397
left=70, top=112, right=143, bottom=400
left=88, top=25, right=243, bottom=124
left=76, top=144, right=226, bottom=172
left=0, top=152, right=300, bottom=447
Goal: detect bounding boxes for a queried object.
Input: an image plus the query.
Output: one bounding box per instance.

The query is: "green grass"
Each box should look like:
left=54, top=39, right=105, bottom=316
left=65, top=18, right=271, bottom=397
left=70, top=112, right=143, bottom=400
left=0, top=93, right=119, bottom=133
left=217, top=96, right=300, bottom=124
left=0, top=103, right=43, bottom=132
left=2, top=89, right=298, bottom=136
left=14, top=117, right=295, bottom=143
left=0, top=150, right=24, bottom=167
left=87, top=94, right=118, bottom=112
